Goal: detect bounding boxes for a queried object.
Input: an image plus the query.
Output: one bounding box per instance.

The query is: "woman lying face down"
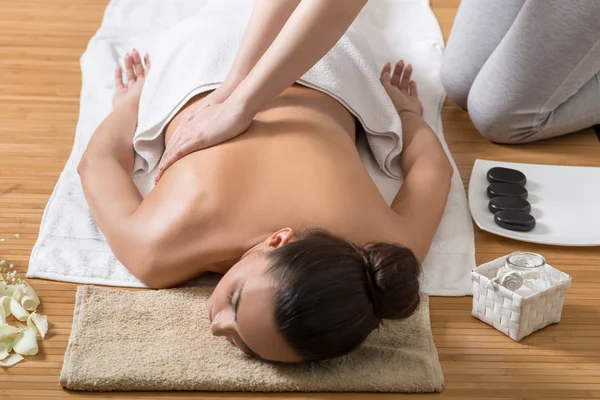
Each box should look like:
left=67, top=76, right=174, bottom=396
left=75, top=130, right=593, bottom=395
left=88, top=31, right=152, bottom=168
left=78, top=50, right=452, bottom=363
left=208, top=229, right=420, bottom=362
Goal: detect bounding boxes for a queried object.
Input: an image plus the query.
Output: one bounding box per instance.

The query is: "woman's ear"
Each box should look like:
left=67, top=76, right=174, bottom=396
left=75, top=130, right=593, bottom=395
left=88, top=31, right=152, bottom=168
left=264, top=228, right=295, bottom=250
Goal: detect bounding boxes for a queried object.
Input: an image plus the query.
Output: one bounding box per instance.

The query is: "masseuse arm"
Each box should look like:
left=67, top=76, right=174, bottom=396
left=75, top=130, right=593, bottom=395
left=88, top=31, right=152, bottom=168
left=380, top=62, right=453, bottom=263
left=228, top=0, right=369, bottom=116
left=208, top=0, right=302, bottom=103
left=156, top=0, right=369, bottom=180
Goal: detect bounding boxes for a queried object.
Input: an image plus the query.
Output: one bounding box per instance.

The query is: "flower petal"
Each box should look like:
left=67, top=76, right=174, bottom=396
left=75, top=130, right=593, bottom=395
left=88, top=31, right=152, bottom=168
left=27, top=313, right=48, bottom=339
left=21, top=296, right=38, bottom=312
left=0, top=353, right=24, bottom=367
left=11, top=287, right=24, bottom=303
left=0, top=338, right=13, bottom=360
left=0, top=324, right=23, bottom=339
left=0, top=297, right=11, bottom=324
left=9, top=297, right=29, bottom=321
left=0, top=284, right=17, bottom=297
left=12, top=328, right=38, bottom=356
left=18, top=283, right=40, bottom=311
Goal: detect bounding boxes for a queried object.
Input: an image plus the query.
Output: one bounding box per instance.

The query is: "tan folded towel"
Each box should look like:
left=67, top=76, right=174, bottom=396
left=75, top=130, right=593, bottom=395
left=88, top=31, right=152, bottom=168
left=60, top=286, right=443, bottom=392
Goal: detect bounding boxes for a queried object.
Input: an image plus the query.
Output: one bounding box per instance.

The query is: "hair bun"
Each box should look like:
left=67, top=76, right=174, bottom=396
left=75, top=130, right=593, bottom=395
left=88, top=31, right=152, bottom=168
left=356, top=247, right=382, bottom=319
left=356, top=243, right=421, bottom=321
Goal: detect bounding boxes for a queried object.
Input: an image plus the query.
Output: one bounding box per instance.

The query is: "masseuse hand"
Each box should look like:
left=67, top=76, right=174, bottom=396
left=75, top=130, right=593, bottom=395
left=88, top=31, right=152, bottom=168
left=155, top=85, right=251, bottom=183
left=380, top=60, right=423, bottom=117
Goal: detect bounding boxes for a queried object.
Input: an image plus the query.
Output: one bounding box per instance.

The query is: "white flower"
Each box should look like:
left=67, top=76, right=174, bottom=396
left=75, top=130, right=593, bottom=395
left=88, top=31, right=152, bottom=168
left=500, top=272, right=524, bottom=291
left=0, top=280, right=48, bottom=367
left=0, top=260, right=4, bottom=265
left=0, top=238, right=5, bottom=242
left=14, top=234, right=19, bottom=239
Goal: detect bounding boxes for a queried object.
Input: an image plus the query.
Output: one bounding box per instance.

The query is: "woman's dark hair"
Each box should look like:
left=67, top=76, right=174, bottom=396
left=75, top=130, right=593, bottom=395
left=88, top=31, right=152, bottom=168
left=266, top=230, right=421, bottom=362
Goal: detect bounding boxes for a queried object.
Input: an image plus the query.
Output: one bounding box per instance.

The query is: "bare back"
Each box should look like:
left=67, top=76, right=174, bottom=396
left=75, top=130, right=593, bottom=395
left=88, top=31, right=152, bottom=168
left=139, top=85, right=403, bottom=274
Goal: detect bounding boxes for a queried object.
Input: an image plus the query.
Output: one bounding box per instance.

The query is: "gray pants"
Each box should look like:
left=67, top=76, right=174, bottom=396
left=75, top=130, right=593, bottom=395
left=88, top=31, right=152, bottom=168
left=441, top=0, right=600, bottom=143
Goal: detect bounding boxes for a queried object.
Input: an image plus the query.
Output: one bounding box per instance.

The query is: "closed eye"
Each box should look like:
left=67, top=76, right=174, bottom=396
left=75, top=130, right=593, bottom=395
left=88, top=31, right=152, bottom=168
left=232, top=283, right=244, bottom=322
left=229, top=284, right=262, bottom=359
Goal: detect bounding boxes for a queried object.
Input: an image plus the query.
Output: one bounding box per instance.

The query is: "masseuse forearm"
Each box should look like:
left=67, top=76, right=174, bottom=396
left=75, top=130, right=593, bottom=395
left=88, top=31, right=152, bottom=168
left=223, top=0, right=302, bottom=90
left=229, top=0, right=368, bottom=115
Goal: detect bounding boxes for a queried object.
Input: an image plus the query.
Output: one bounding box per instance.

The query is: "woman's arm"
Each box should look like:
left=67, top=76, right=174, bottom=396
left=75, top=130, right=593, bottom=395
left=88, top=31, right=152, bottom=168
left=391, top=113, right=453, bottom=262
left=78, top=50, right=155, bottom=274
left=155, top=0, right=369, bottom=180
left=380, top=61, right=453, bottom=262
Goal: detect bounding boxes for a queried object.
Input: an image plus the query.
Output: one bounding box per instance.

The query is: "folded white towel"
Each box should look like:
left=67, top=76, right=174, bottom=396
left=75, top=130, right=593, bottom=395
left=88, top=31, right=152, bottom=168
left=27, top=0, right=475, bottom=296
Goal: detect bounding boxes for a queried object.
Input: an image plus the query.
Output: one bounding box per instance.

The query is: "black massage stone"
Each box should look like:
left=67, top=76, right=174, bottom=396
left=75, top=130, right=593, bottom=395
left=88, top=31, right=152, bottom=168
left=487, top=167, right=527, bottom=186
left=487, top=182, right=528, bottom=200
left=488, top=196, right=532, bottom=214
left=494, top=210, right=536, bottom=232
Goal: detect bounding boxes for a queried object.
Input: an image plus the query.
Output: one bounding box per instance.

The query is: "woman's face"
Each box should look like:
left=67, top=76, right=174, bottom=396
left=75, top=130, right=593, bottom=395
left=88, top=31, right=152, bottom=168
left=206, top=229, right=301, bottom=363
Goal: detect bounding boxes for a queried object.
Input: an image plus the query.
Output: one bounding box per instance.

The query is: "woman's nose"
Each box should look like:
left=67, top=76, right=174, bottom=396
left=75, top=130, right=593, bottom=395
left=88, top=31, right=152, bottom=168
left=210, top=309, right=236, bottom=337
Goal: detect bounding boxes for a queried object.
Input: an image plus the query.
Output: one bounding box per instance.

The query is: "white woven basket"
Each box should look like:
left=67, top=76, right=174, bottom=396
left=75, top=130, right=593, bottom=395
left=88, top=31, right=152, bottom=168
left=471, top=255, right=572, bottom=341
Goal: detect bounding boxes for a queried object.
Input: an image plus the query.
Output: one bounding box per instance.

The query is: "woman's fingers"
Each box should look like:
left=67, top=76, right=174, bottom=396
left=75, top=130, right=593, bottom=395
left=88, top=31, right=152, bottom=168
left=400, top=64, right=412, bottom=92
left=114, top=65, right=125, bottom=90
left=383, top=61, right=414, bottom=92
left=409, top=80, right=418, bottom=97
left=391, top=60, right=404, bottom=87
left=380, top=62, right=392, bottom=84
left=144, top=53, right=151, bottom=71
left=124, top=53, right=136, bottom=86
left=120, top=50, right=148, bottom=89
left=131, top=49, right=145, bottom=78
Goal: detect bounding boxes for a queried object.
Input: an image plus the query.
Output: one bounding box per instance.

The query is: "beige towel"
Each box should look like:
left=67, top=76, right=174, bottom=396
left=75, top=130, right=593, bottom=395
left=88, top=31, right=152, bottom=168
left=60, top=286, right=444, bottom=392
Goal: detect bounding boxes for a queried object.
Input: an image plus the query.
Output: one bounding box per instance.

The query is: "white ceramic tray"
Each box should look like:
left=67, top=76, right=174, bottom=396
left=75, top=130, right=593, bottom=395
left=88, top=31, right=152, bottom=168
left=468, top=159, right=600, bottom=246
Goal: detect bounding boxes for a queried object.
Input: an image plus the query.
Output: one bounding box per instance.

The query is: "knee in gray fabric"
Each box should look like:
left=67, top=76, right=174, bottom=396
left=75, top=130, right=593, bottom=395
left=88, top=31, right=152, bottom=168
left=440, top=59, right=471, bottom=110
left=467, top=94, right=538, bottom=144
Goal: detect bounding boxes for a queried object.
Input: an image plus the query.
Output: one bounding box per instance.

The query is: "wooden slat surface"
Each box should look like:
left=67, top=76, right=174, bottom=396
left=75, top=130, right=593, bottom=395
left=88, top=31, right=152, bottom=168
left=1, top=0, right=600, bottom=398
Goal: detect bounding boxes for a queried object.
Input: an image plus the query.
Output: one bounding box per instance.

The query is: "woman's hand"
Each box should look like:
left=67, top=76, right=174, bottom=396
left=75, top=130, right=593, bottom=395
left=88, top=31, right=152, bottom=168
left=380, top=60, right=423, bottom=117
left=113, top=49, right=151, bottom=110
left=154, top=98, right=253, bottom=182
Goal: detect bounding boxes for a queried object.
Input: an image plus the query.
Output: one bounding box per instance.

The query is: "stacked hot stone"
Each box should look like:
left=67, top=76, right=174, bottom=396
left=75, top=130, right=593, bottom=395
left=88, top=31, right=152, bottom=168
left=486, top=167, right=536, bottom=232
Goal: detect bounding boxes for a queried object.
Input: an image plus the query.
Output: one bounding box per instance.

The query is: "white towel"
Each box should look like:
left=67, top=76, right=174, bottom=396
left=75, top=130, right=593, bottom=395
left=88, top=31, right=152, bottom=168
left=27, top=0, right=475, bottom=296
left=132, top=0, right=403, bottom=189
